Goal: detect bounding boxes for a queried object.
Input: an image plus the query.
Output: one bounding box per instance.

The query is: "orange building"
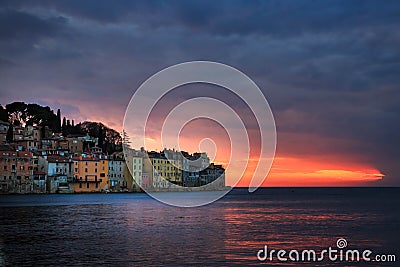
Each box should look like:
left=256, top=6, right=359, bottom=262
left=0, top=151, right=33, bottom=193
left=72, top=156, right=109, bottom=192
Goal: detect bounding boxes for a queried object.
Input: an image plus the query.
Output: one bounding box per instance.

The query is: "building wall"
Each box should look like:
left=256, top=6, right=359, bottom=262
left=73, top=157, right=108, bottom=192
left=108, top=159, right=125, bottom=190
left=131, top=156, right=143, bottom=188
left=45, top=156, right=73, bottom=193
left=67, top=138, right=83, bottom=154
left=0, top=151, right=33, bottom=193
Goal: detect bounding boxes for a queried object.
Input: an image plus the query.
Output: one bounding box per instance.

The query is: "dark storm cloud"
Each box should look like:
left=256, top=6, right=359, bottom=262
left=0, top=8, right=66, bottom=40
left=0, top=0, right=399, bottom=184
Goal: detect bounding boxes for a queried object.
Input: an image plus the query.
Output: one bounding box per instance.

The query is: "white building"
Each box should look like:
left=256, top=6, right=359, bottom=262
left=108, top=153, right=125, bottom=191
left=38, top=155, right=73, bottom=193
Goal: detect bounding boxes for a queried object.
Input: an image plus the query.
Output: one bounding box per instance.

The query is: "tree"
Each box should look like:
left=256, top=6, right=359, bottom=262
left=122, top=130, right=131, bottom=148
left=6, top=102, right=27, bottom=125
left=62, top=117, right=67, bottom=136
left=6, top=123, right=13, bottom=143
left=98, top=125, right=104, bottom=149
left=56, top=109, right=61, bottom=133
left=0, top=105, right=8, bottom=122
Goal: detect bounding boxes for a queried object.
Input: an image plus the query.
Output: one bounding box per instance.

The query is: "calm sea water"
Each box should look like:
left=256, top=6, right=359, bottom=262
left=0, top=188, right=399, bottom=266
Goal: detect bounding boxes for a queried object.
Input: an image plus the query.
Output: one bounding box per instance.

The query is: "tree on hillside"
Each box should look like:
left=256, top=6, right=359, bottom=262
left=77, top=121, right=122, bottom=154
left=6, top=102, right=27, bottom=125
left=56, top=109, right=61, bottom=133
left=0, top=105, right=8, bottom=122
left=6, top=123, right=13, bottom=143
left=62, top=117, right=67, bottom=136
left=98, top=125, right=104, bottom=149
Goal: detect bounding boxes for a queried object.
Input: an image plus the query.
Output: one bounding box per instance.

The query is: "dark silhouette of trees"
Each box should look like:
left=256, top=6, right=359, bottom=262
left=4, top=102, right=59, bottom=133
left=77, top=121, right=122, bottom=154
left=6, top=102, right=27, bottom=124
left=62, top=117, right=67, bottom=136
left=56, top=109, right=61, bottom=133
left=122, top=130, right=131, bottom=148
left=98, top=125, right=104, bottom=150
left=0, top=105, right=8, bottom=122
left=6, top=123, right=13, bottom=143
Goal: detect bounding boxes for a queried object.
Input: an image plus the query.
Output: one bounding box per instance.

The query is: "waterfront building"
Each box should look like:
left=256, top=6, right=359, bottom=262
left=193, top=152, right=210, bottom=170
left=32, top=170, right=46, bottom=193
left=72, top=155, right=109, bottom=192
left=0, top=151, right=33, bottom=193
left=40, top=155, right=73, bottom=193
left=200, top=163, right=225, bottom=187
left=123, top=147, right=146, bottom=191
left=108, top=152, right=126, bottom=191
left=143, top=151, right=183, bottom=189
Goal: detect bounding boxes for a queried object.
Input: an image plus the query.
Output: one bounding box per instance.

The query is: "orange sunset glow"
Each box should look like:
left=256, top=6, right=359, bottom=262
left=136, top=116, right=385, bottom=187
left=237, top=156, right=384, bottom=187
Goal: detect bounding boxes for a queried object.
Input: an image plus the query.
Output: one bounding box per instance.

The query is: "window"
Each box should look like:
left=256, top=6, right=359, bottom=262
left=79, top=182, right=82, bottom=188
left=3, top=166, right=6, bottom=170
left=100, top=173, right=105, bottom=178
left=85, top=168, right=88, bottom=172
left=95, top=168, right=97, bottom=173
left=87, top=183, right=89, bottom=188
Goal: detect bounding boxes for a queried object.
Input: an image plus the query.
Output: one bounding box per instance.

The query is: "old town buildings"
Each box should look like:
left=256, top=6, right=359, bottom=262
left=0, top=120, right=226, bottom=194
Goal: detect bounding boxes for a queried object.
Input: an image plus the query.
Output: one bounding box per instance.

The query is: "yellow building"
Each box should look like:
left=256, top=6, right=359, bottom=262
left=72, top=156, right=109, bottom=192
left=145, top=151, right=183, bottom=189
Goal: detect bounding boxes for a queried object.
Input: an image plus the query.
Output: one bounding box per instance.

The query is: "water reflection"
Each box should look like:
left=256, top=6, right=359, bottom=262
left=0, top=188, right=398, bottom=266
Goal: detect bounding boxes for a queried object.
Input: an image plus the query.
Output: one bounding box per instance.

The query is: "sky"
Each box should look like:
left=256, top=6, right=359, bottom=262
left=0, top=0, right=399, bottom=186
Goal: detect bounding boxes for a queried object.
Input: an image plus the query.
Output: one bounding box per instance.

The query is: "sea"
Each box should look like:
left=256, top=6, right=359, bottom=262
left=0, top=188, right=399, bottom=266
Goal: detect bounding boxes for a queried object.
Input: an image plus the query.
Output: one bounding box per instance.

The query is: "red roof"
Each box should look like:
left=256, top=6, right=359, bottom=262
left=47, top=155, right=70, bottom=163
left=72, top=156, right=98, bottom=161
